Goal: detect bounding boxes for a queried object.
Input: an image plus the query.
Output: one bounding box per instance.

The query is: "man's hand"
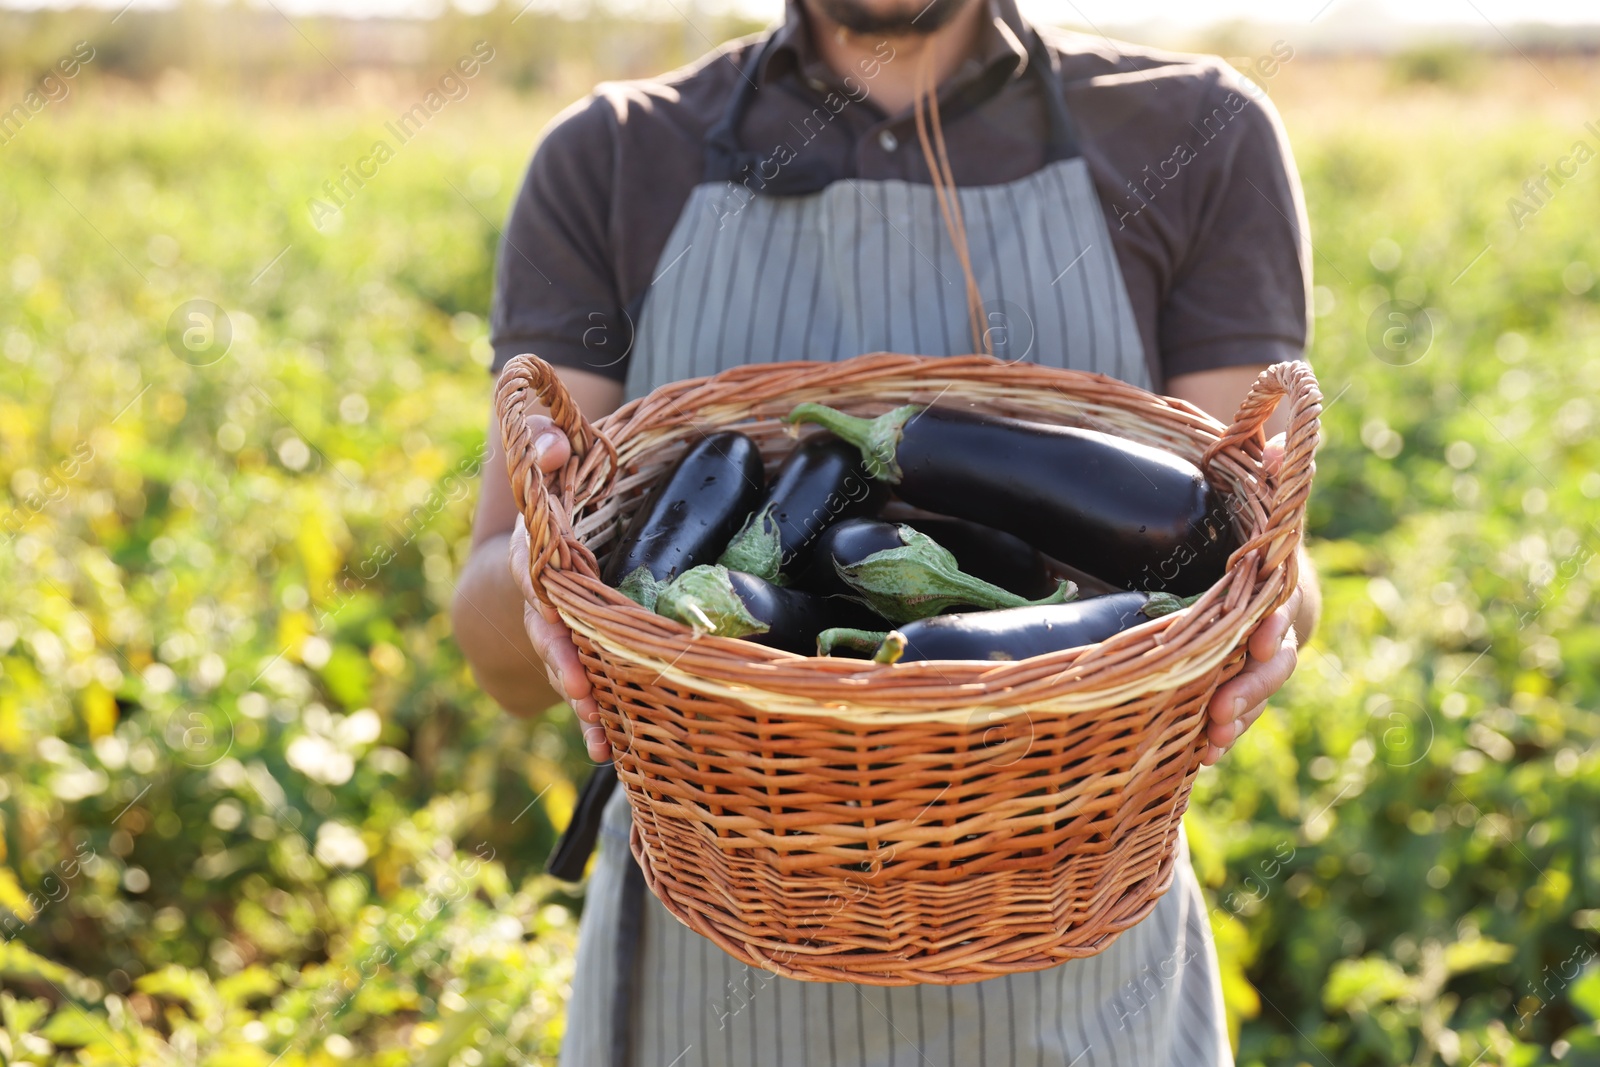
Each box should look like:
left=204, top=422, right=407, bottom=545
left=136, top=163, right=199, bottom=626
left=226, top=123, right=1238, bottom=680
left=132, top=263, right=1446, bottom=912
left=506, top=422, right=611, bottom=763
left=1202, top=584, right=1301, bottom=765
left=1200, top=433, right=1313, bottom=765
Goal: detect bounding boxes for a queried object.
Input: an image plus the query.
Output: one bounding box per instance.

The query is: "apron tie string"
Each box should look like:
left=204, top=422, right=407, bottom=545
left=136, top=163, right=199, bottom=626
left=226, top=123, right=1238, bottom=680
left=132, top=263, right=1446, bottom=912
left=913, top=43, right=993, bottom=359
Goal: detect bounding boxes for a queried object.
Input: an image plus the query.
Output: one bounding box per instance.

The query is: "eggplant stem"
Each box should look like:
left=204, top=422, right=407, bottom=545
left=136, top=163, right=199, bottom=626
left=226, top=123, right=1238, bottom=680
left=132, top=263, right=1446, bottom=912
left=916, top=570, right=1074, bottom=614
left=874, top=631, right=908, bottom=665
left=785, top=403, right=919, bottom=483
left=685, top=602, right=717, bottom=634
left=815, top=627, right=890, bottom=657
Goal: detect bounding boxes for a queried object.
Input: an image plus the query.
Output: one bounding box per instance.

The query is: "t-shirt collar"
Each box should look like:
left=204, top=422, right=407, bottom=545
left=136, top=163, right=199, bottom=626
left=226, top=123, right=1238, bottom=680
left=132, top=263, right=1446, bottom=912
left=760, top=0, right=1031, bottom=97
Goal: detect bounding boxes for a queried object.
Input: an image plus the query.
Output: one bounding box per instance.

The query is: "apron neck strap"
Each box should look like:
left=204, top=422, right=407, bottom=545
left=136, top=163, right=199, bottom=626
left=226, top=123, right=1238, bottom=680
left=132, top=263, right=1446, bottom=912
left=1030, top=32, right=1081, bottom=163
left=704, top=26, right=1081, bottom=192
left=704, top=36, right=840, bottom=192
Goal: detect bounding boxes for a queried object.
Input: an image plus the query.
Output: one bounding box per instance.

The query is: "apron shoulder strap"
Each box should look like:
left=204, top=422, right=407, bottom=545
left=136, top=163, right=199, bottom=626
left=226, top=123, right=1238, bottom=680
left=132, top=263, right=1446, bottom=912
left=703, top=33, right=849, bottom=193
left=1030, top=30, right=1082, bottom=163
left=703, top=36, right=773, bottom=185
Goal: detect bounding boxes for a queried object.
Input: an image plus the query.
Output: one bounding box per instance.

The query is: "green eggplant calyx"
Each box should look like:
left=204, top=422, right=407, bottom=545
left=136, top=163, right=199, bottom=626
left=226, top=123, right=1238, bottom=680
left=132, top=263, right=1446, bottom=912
left=836, top=525, right=1077, bottom=625
left=717, top=503, right=784, bottom=583
left=785, top=403, right=920, bottom=483
left=655, top=565, right=769, bottom=639
left=815, top=627, right=891, bottom=658
left=1142, top=591, right=1203, bottom=619
left=617, top=566, right=663, bottom=612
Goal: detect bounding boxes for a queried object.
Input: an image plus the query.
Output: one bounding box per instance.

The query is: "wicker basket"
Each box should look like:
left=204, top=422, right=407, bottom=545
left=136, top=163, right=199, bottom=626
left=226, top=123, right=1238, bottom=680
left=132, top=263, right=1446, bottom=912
left=497, top=352, right=1320, bottom=986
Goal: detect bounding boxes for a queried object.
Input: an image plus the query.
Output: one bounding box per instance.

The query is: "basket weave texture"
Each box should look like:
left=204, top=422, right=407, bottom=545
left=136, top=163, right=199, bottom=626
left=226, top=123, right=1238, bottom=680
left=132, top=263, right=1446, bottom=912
left=497, top=352, right=1321, bottom=986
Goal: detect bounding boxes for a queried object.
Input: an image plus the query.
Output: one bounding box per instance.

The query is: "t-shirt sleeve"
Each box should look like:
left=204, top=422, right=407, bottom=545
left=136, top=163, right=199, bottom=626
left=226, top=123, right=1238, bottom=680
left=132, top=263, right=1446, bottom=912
left=490, top=93, right=631, bottom=380
left=1158, top=68, right=1312, bottom=378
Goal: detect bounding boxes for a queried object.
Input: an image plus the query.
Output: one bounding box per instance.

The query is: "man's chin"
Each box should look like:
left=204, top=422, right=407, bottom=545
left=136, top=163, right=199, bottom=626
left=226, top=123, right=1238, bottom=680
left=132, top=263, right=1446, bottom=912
left=809, top=0, right=972, bottom=36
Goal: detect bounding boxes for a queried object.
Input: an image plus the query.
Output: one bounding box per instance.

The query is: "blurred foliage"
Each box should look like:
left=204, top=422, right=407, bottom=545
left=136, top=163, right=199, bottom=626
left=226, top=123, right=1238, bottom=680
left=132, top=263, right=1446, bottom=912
left=0, top=84, right=589, bottom=1063
left=1183, top=77, right=1600, bottom=1066
left=0, top=2, right=765, bottom=96
left=1389, top=43, right=1485, bottom=88
left=0, top=30, right=1597, bottom=1067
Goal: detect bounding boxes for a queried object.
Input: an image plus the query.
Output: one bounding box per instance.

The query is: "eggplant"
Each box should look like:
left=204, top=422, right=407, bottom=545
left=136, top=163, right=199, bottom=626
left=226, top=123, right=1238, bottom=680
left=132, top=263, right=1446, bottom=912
left=655, top=565, right=884, bottom=655
left=601, top=431, right=765, bottom=606
left=900, top=515, right=1060, bottom=600
left=788, top=403, right=1236, bottom=596
left=817, top=591, right=1195, bottom=663
left=717, top=437, right=887, bottom=581
left=801, top=518, right=1074, bottom=624
left=798, top=518, right=906, bottom=600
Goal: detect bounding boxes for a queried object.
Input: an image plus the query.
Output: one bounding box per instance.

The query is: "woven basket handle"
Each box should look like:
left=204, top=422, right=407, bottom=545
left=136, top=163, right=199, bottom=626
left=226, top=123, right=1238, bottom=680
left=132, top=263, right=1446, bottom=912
left=494, top=354, right=619, bottom=605
left=1200, top=360, right=1322, bottom=572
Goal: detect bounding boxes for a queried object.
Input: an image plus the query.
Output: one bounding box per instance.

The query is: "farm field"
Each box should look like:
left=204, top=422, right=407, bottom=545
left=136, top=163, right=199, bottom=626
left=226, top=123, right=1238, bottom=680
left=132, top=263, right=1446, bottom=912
left=1, top=46, right=1599, bottom=1066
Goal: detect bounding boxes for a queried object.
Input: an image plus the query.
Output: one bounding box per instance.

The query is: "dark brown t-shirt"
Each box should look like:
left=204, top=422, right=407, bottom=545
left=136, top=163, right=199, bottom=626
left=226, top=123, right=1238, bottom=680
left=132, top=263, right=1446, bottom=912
left=490, top=0, right=1310, bottom=389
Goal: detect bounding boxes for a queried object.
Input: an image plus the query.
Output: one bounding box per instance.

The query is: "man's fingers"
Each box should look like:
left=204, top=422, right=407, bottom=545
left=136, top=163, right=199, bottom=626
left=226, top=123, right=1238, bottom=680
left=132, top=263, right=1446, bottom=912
left=1203, top=586, right=1303, bottom=767
left=1207, top=707, right=1245, bottom=748
left=1261, top=432, right=1286, bottom=475
left=1203, top=698, right=1268, bottom=763
left=527, top=414, right=571, bottom=474
left=572, top=694, right=610, bottom=762
left=510, top=513, right=543, bottom=609
left=507, top=455, right=600, bottom=759
left=526, top=588, right=562, bottom=628
left=540, top=632, right=593, bottom=702
left=553, top=668, right=608, bottom=761
left=1246, top=606, right=1292, bottom=663
left=581, top=721, right=610, bottom=763
left=1239, top=701, right=1267, bottom=730
left=1214, top=640, right=1298, bottom=727
left=1262, top=430, right=1318, bottom=480
left=1249, top=587, right=1302, bottom=662
left=522, top=596, right=592, bottom=698
left=509, top=480, right=562, bottom=624
left=514, top=515, right=592, bottom=705
left=1207, top=700, right=1266, bottom=748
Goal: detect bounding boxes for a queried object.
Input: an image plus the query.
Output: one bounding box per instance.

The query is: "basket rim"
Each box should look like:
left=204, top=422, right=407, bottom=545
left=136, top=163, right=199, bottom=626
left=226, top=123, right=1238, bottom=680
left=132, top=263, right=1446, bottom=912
left=499, top=352, right=1319, bottom=721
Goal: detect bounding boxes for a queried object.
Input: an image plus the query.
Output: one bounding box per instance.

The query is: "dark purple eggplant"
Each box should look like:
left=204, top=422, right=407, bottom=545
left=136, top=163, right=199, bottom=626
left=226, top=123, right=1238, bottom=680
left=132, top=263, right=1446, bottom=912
left=788, top=403, right=1235, bottom=596
left=798, top=518, right=907, bottom=599
left=817, top=591, right=1194, bottom=662
left=900, top=515, right=1060, bottom=600
left=602, top=431, right=765, bottom=605
left=655, top=565, right=884, bottom=655
left=717, top=437, right=886, bottom=581
left=800, top=518, right=1073, bottom=624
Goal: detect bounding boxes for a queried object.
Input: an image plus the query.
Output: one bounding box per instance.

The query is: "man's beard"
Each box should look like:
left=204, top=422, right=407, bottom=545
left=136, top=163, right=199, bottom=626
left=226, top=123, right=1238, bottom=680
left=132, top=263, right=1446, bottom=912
left=811, top=0, right=973, bottom=36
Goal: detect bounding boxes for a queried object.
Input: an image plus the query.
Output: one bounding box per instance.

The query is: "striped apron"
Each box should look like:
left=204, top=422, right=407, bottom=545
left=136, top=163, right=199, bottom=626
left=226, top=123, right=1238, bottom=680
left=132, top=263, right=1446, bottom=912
left=557, top=31, right=1233, bottom=1067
